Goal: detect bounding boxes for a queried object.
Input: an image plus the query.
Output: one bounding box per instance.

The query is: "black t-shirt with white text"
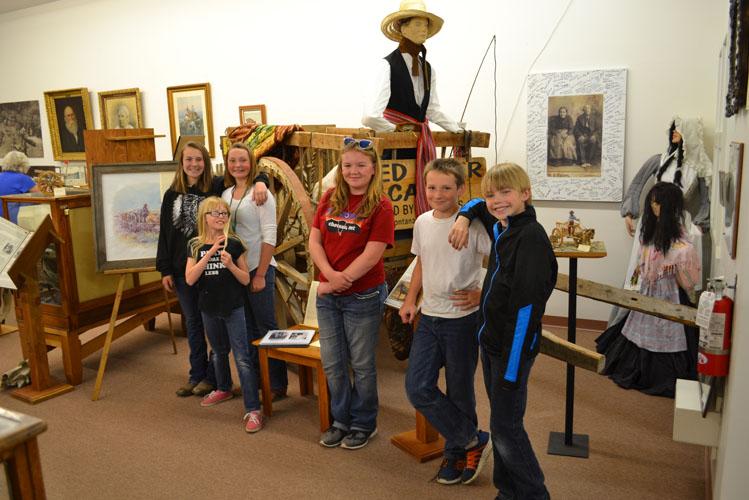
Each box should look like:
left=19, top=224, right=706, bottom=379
left=192, top=237, right=245, bottom=317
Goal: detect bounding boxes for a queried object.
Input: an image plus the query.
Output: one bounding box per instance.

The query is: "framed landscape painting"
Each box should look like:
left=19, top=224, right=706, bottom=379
left=238, top=104, right=267, bottom=125
left=91, top=162, right=176, bottom=272
left=166, top=83, right=214, bottom=157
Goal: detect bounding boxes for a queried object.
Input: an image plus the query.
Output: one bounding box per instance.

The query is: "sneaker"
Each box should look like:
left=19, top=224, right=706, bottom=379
left=192, top=380, right=215, bottom=396
left=319, top=426, right=347, bottom=448
left=243, top=411, right=264, bottom=433
left=175, top=381, right=197, bottom=397
left=340, top=428, right=378, bottom=450
left=435, top=457, right=466, bottom=485
left=271, top=388, right=288, bottom=402
left=200, top=390, right=234, bottom=407
left=461, top=430, right=491, bottom=484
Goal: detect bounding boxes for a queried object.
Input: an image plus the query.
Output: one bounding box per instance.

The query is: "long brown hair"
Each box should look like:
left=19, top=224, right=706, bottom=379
left=170, top=141, right=213, bottom=193
left=223, top=142, right=257, bottom=188
left=328, top=141, right=384, bottom=218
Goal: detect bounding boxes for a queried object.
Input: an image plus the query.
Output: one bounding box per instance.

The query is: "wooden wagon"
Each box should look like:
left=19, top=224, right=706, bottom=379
left=221, top=125, right=491, bottom=331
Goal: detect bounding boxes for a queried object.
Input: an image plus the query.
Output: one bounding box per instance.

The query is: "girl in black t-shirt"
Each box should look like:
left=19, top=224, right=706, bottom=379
left=185, top=197, right=264, bottom=433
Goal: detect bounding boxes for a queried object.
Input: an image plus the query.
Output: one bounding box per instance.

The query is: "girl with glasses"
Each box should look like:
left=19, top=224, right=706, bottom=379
left=185, top=196, right=265, bottom=432
left=309, top=137, right=395, bottom=450
left=221, top=143, right=288, bottom=401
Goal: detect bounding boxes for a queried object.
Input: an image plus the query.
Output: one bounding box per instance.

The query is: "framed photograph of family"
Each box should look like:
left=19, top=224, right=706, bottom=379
left=527, top=69, right=627, bottom=202
left=91, top=161, right=176, bottom=272
left=98, top=88, right=143, bottom=130
left=43, top=87, right=93, bottom=161
left=0, top=100, right=44, bottom=158
left=238, top=104, right=267, bottom=126
left=166, top=82, right=214, bottom=157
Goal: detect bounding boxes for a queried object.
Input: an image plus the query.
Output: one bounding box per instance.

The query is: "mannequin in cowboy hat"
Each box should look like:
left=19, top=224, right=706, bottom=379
left=361, top=0, right=463, bottom=215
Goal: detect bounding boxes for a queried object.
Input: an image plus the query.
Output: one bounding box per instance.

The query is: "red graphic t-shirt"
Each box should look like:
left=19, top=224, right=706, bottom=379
left=313, top=190, right=395, bottom=294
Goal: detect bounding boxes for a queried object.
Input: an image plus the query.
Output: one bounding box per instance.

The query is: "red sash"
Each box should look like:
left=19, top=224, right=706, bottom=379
left=383, top=108, right=435, bottom=216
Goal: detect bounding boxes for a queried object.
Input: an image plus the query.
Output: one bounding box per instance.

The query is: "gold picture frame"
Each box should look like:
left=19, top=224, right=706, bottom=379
left=43, top=87, right=93, bottom=161
left=166, top=82, right=214, bottom=157
left=238, top=104, right=267, bottom=125
left=98, top=88, right=143, bottom=130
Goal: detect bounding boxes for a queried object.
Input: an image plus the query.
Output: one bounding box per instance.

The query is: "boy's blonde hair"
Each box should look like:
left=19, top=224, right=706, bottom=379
left=423, top=158, right=466, bottom=187
left=188, top=196, right=244, bottom=258
left=329, top=140, right=384, bottom=218
left=481, top=162, right=532, bottom=205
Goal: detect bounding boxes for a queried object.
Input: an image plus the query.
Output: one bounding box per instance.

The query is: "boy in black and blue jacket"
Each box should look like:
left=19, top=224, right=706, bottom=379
left=449, top=162, right=556, bottom=500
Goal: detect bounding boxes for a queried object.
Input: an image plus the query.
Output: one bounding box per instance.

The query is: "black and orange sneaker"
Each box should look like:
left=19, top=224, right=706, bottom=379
left=435, top=457, right=466, bottom=485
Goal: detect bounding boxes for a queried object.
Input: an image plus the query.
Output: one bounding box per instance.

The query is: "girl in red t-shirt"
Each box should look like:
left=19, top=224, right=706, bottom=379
left=309, top=137, right=394, bottom=450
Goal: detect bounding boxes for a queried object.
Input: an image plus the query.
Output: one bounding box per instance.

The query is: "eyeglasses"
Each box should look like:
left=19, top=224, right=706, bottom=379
left=343, top=137, right=374, bottom=150
left=207, top=211, right=229, bottom=218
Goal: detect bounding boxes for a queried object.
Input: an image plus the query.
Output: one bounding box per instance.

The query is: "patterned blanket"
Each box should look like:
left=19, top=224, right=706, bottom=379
left=224, top=124, right=303, bottom=166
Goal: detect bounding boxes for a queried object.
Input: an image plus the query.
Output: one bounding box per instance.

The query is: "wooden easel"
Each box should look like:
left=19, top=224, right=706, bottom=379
left=8, top=216, right=75, bottom=403
left=91, top=267, right=177, bottom=401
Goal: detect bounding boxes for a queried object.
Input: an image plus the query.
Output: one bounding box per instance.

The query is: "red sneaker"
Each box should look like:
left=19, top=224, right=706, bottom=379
left=244, top=411, right=265, bottom=433
left=200, top=390, right=233, bottom=407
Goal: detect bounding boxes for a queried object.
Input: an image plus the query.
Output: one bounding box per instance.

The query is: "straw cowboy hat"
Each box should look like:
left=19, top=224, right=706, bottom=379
left=381, top=1, right=444, bottom=42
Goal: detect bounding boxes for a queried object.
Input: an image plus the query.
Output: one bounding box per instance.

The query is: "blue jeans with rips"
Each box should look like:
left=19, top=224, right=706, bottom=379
left=202, top=306, right=260, bottom=412
left=173, top=276, right=216, bottom=386
left=482, top=350, right=549, bottom=500
left=405, top=312, right=480, bottom=459
left=316, top=283, right=387, bottom=433
left=245, top=266, right=288, bottom=391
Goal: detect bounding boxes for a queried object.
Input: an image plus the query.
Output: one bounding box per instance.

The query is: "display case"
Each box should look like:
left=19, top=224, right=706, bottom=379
left=1, top=191, right=163, bottom=385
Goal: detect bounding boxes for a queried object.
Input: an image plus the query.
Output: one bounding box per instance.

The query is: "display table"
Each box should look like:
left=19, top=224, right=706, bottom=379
left=0, top=408, right=47, bottom=499
left=252, top=327, right=330, bottom=432
left=547, top=241, right=606, bottom=459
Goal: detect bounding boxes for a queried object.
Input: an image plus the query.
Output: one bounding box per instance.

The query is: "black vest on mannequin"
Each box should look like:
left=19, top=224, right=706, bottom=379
left=384, top=49, right=431, bottom=122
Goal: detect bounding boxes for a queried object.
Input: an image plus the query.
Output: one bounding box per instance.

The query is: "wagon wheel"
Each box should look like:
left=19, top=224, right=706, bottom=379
left=259, top=157, right=315, bottom=328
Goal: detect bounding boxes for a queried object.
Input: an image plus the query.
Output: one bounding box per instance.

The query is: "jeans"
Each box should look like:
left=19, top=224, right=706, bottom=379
left=317, top=283, right=387, bottom=432
left=173, top=276, right=216, bottom=386
left=405, top=312, right=479, bottom=459
left=482, top=350, right=549, bottom=500
left=245, top=266, right=288, bottom=391
left=202, top=307, right=260, bottom=412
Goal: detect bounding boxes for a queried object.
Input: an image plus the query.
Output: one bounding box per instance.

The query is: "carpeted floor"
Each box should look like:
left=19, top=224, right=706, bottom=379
left=0, top=315, right=704, bottom=500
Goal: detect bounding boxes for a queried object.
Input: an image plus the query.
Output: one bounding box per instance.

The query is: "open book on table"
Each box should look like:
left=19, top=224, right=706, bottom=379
left=258, top=329, right=316, bottom=348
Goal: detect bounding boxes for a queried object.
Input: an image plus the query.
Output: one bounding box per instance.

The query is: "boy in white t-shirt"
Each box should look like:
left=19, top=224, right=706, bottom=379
left=399, top=158, right=492, bottom=485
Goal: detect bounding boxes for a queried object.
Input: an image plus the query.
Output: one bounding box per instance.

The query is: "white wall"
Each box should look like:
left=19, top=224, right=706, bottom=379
left=0, top=0, right=726, bottom=320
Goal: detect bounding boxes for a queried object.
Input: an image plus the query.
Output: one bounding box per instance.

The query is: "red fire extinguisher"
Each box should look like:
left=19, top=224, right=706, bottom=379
left=698, top=279, right=733, bottom=377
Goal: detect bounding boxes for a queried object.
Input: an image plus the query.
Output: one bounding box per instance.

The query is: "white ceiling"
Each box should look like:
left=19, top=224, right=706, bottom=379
left=0, top=0, right=60, bottom=15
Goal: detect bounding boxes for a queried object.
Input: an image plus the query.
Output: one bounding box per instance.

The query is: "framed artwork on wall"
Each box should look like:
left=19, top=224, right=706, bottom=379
left=98, top=88, right=143, bottom=130
left=238, top=104, right=267, bottom=125
left=0, top=100, right=44, bottom=158
left=720, top=142, right=744, bottom=259
left=166, top=82, right=214, bottom=157
left=90, top=161, right=176, bottom=272
left=527, top=69, right=627, bottom=202
left=43, top=87, right=93, bottom=161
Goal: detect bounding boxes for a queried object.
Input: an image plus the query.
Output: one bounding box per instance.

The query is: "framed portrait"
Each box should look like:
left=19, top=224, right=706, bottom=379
left=91, top=161, right=176, bottom=272
left=238, top=104, right=267, bottom=125
left=720, top=142, right=743, bottom=259
left=0, top=100, right=44, bottom=158
left=527, top=69, right=627, bottom=202
left=43, top=87, right=93, bottom=161
left=98, top=88, right=143, bottom=130
left=166, top=83, right=214, bottom=157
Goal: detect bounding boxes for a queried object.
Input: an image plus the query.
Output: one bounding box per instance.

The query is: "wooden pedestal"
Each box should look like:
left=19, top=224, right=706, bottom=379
left=391, top=411, right=445, bottom=462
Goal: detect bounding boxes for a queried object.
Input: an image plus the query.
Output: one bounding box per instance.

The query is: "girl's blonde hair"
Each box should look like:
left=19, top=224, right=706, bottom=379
left=481, top=162, right=533, bottom=204
left=188, top=196, right=244, bottom=258
left=170, top=141, right=214, bottom=194
left=329, top=141, right=384, bottom=218
left=223, top=142, right=257, bottom=188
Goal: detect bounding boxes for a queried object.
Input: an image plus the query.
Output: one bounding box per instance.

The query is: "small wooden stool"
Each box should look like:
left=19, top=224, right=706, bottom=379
left=253, top=326, right=331, bottom=432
